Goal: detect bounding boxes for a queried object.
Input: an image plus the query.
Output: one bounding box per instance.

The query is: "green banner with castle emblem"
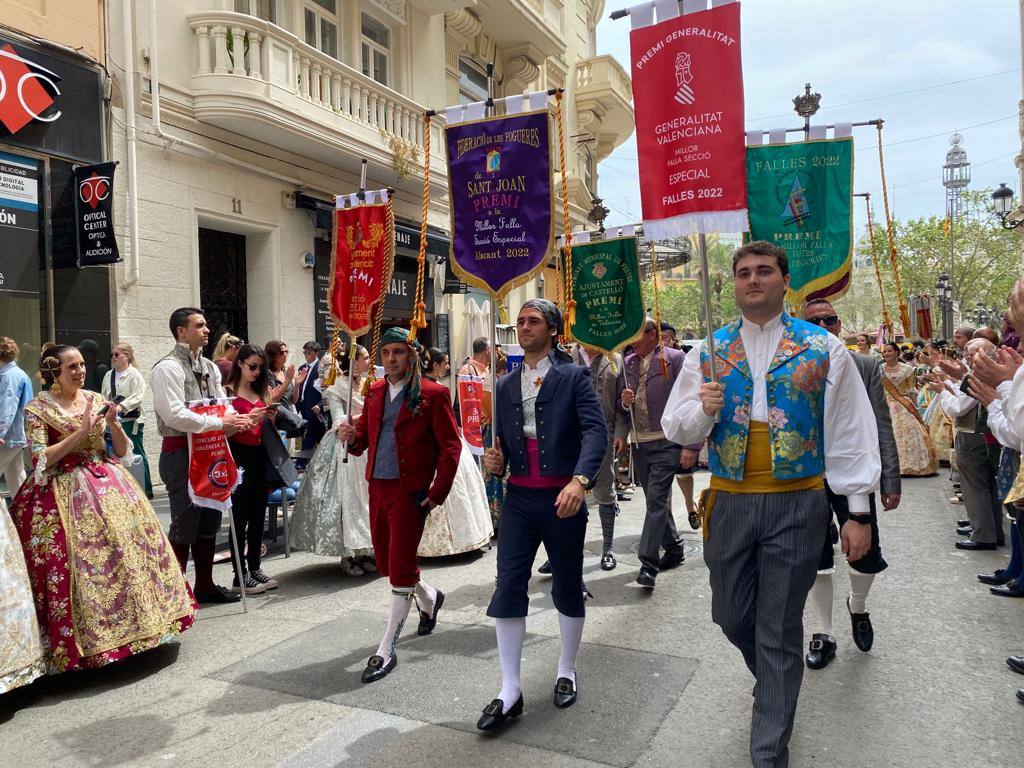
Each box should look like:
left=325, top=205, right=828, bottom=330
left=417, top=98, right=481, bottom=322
left=746, top=137, right=853, bottom=305
left=562, top=235, right=645, bottom=355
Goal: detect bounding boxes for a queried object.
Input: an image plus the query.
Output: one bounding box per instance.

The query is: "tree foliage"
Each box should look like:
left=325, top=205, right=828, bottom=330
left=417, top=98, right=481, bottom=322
left=641, top=238, right=737, bottom=337
left=835, top=189, right=1021, bottom=333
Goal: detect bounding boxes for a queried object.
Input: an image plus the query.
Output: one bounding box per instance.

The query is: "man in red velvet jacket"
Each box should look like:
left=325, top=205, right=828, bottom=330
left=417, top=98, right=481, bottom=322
left=339, top=327, right=461, bottom=683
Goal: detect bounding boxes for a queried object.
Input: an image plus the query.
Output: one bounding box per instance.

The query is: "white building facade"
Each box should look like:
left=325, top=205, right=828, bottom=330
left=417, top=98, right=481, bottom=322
left=100, top=0, right=633, bottom=451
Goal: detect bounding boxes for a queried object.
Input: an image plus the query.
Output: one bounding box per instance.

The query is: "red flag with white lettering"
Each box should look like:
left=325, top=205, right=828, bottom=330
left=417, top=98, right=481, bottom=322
left=187, top=402, right=240, bottom=512
left=629, top=1, right=747, bottom=239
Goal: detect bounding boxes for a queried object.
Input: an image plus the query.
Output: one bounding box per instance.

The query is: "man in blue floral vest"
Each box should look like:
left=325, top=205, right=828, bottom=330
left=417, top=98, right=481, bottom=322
left=662, top=241, right=881, bottom=768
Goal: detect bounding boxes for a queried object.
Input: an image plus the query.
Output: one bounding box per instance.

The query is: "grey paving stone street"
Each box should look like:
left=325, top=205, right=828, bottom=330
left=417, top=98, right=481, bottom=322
left=3, top=472, right=1024, bottom=767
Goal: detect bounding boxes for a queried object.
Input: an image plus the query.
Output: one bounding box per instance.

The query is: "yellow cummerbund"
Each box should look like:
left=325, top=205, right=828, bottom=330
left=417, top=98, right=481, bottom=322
left=709, top=421, right=824, bottom=494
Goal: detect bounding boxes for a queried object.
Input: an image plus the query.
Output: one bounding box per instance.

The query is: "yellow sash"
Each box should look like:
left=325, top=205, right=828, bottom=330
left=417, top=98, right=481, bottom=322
left=699, top=421, right=824, bottom=539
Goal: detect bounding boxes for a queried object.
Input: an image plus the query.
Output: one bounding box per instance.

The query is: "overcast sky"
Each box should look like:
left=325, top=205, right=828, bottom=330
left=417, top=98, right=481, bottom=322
left=595, top=0, right=1023, bottom=235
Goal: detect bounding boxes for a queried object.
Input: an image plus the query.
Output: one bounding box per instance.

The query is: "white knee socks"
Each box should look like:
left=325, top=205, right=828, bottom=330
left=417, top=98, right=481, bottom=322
left=808, top=573, right=834, bottom=638
left=848, top=571, right=875, bottom=614
left=376, top=587, right=414, bottom=661
left=414, top=580, right=437, bottom=617
left=495, top=617, right=526, bottom=713
left=557, top=612, right=585, bottom=685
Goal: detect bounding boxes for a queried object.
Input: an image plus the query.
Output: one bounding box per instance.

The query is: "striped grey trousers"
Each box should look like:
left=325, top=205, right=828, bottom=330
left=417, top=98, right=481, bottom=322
left=703, top=488, right=829, bottom=768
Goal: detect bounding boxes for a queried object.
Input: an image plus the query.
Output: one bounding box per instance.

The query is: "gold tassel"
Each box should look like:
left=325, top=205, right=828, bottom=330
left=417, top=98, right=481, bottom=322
left=607, top=352, right=618, bottom=376
left=321, top=329, right=342, bottom=387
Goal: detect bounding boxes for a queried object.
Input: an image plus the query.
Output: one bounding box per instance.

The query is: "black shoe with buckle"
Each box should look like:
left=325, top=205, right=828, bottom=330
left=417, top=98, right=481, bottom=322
left=848, top=597, right=874, bottom=652
left=688, top=510, right=700, bottom=530
left=806, top=634, right=837, bottom=670
left=361, top=653, right=397, bottom=683
left=978, top=570, right=1014, bottom=586
left=553, top=676, right=578, bottom=708
left=476, top=694, right=524, bottom=731
left=417, top=590, right=444, bottom=636
left=601, top=551, right=617, bottom=571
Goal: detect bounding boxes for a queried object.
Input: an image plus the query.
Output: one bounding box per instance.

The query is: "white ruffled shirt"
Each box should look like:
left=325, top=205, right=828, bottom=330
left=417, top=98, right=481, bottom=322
left=661, top=313, right=880, bottom=513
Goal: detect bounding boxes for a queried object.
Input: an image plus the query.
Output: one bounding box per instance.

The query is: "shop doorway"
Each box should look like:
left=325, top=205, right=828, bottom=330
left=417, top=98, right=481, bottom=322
left=199, top=228, right=248, bottom=357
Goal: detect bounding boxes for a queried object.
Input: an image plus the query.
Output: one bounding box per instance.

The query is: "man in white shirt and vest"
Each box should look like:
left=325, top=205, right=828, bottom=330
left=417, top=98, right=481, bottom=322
left=662, top=241, right=880, bottom=768
left=151, top=307, right=253, bottom=604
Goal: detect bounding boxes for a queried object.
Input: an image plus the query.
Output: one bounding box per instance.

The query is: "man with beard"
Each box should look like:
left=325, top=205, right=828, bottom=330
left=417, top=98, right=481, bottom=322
left=801, top=298, right=900, bottom=670
left=477, top=300, right=607, bottom=730
left=338, top=327, right=462, bottom=683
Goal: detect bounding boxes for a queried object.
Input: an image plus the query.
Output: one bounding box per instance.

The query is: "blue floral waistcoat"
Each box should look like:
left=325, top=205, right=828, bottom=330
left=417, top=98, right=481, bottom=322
left=699, top=314, right=831, bottom=481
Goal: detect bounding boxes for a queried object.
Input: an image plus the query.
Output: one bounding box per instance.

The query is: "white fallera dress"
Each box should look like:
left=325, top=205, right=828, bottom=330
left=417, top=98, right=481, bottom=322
left=0, top=494, right=46, bottom=694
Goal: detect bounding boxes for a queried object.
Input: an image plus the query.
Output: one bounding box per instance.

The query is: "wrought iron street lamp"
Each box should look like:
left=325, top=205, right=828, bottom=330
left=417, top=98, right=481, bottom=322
left=935, top=273, right=952, bottom=340
left=991, top=183, right=1024, bottom=229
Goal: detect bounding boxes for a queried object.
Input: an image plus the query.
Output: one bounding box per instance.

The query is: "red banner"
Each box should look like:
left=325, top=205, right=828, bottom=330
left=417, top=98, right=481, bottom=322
left=329, top=202, right=395, bottom=337
left=629, top=2, right=747, bottom=239
left=457, top=375, right=485, bottom=456
left=187, top=403, right=240, bottom=512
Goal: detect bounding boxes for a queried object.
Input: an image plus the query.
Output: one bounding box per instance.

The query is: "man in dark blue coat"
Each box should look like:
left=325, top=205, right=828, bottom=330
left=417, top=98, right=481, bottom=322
left=293, top=341, right=325, bottom=468
left=477, top=299, right=607, bottom=731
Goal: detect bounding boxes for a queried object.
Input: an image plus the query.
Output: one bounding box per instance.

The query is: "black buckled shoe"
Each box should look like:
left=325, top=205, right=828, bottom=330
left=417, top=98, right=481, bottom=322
left=417, top=590, right=444, bottom=636
left=658, top=549, right=685, bottom=571
left=688, top=510, right=700, bottom=530
left=476, top=694, right=524, bottom=731
left=805, top=634, right=837, bottom=670
left=553, top=676, right=578, bottom=708
left=1006, top=656, right=1024, bottom=675
left=361, top=653, right=397, bottom=683
left=847, top=598, right=874, bottom=652
left=957, top=525, right=974, bottom=537
left=601, top=551, right=617, bottom=571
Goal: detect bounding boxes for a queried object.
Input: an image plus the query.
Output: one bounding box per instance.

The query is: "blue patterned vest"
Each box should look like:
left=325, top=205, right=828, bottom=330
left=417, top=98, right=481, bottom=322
left=699, top=314, right=831, bottom=481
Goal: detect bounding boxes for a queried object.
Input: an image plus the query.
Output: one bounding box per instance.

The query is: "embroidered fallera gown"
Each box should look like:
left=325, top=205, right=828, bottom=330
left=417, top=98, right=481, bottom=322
left=882, top=363, right=939, bottom=476
left=0, top=494, right=45, bottom=694
left=290, top=377, right=374, bottom=558
left=8, top=391, right=195, bottom=674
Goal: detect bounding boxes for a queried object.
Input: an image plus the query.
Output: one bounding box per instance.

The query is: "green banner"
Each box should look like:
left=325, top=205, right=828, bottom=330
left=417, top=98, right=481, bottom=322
left=746, top=137, right=853, bottom=305
left=563, top=236, right=645, bottom=355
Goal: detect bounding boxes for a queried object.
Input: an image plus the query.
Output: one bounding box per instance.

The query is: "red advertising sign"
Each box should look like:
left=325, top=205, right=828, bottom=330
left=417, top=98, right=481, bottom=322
left=187, top=403, right=240, bottom=512
left=329, top=202, right=395, bottom=336
left=629, top=2, right=747, bottom=239
left=0, top=43, right=60, bottom=135
left=457, top=375, right=485, bottom=456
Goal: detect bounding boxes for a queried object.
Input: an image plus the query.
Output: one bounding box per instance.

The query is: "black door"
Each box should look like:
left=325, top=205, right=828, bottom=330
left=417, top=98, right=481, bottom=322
left=199, top=228, right=247, bottom=357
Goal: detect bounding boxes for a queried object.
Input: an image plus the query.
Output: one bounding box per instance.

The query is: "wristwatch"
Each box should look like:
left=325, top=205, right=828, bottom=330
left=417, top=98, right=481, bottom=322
left=573, top=474, right=590, bottom=488
left=848, top=513, right=872, bottom=525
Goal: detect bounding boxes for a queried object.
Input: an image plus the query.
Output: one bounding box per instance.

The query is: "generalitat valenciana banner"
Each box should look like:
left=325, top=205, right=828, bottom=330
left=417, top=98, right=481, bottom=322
left=329, top=199, right=395, bottom=337
left=629, top=0, right=747, bottom=239
left=561, top=236, right=646, bottom=356
left=746, top=136, right=854, bottom=305
left=187, top=402, right=240, bottom=512
left=445, top=110, right=554, bottom=298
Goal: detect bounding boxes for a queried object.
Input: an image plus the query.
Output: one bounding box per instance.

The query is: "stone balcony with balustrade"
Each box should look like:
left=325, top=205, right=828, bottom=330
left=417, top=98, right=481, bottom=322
left=574, top=54, right=634, bottom=163
left=185, top=10, right=444, bottom=190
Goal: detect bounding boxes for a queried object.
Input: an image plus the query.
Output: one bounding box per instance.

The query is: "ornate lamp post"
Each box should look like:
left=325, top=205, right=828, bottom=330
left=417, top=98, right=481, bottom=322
left=942, top=133, right=971, bottom=338
left=991, top=183, right=1024, bottom=229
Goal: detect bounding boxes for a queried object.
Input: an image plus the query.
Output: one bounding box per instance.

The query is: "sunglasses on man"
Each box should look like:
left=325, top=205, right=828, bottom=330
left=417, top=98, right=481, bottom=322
left=807, top=315, right=839, bottom=327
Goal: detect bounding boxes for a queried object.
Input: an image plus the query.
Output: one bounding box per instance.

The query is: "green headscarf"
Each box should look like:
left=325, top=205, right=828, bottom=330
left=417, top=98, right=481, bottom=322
left=380, top=327, right=426, bottom=409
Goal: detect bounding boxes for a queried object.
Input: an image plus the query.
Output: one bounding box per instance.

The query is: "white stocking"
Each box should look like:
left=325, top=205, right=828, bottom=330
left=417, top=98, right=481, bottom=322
left=414, top=580, right=437, bottom=617
left=808, top=573, right=834, bottom=638
left=848, top=571, right=875, bottom=614
left=375, top=587, right=414, bottom=661
left=495, top=617, right=526, bottom=713
left=556, top=612, right=585, bottom=685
